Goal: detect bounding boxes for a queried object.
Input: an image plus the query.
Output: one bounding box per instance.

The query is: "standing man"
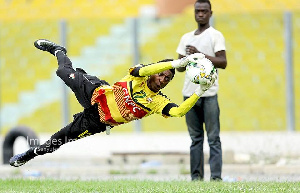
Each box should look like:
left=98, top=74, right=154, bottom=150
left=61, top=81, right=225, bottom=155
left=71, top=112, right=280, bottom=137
left=176, top=0, right=227, bottom=181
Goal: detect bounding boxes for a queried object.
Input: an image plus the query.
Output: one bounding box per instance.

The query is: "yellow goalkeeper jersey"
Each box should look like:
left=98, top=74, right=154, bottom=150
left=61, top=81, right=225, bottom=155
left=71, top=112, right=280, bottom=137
left=91, top=67, right=171, bottom=126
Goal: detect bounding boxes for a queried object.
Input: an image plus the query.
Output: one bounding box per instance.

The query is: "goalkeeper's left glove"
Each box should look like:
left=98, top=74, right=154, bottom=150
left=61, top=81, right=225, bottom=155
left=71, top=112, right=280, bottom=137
left=171, top=53, right=205, bottom=68
left=194, top=71, right=217, bottom=96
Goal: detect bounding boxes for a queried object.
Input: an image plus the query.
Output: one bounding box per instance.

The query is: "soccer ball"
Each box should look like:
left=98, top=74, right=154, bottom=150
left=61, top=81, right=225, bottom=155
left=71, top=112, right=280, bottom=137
left=186, top=57, right=217, bottom=84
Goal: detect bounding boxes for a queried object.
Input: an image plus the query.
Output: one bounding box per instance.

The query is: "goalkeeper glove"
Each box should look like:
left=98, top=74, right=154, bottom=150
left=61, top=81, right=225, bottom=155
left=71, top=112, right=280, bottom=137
left=171, top=53, right=205, bottom=68
left=194, top=71, right=217, bottom=96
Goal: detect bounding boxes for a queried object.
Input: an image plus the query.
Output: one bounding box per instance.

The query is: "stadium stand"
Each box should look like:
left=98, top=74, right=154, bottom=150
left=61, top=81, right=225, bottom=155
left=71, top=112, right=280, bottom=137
left=215, top=12, right=287, bottom=130
left=0, top=0, right=156, bottom=132
left=0, top=20, right=59, bottom=103
left=0, top=0, right=155, bottom=20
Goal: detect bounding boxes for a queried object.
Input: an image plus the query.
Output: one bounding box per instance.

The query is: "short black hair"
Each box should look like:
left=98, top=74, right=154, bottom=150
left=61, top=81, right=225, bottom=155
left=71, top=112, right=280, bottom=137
left=169, top=68, right=175, bottom=79
left=157, top=59, right=176, bottom=79
left=195, top=0, right=212, bottom=10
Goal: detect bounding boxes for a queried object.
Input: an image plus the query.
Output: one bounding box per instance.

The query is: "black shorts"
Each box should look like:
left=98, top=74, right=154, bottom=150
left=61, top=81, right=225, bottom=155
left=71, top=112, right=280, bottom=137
left=57, top=67, right=110, bottom=109
left=64, top=68, right=111, bottom=138
left=68, top=104, right=107, bottom=139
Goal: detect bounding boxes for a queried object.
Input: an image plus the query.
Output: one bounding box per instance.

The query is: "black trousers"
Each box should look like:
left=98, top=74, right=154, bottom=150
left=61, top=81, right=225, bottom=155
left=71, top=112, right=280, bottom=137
left=36, top=52, right=110, bottom=155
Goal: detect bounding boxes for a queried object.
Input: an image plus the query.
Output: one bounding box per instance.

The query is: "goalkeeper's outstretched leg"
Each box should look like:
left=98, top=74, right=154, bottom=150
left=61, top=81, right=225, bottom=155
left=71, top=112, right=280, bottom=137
left=9, top=103, right=107, bottom=167
left=35, top=39, right=109, bottom=109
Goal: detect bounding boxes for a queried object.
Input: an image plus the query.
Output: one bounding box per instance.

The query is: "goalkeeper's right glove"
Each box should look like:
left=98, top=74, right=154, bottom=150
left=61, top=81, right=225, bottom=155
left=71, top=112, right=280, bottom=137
left=171, top=53, right=205, bottom=68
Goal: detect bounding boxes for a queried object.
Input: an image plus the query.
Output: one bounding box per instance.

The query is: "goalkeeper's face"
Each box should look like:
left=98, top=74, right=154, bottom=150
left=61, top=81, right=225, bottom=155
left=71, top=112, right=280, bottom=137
left=147, top=70, right=174, bottom=93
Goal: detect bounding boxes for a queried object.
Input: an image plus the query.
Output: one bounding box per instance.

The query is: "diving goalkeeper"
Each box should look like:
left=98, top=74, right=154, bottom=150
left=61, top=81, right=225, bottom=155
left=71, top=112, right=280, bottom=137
left=10, top=39, right=216, bottom=167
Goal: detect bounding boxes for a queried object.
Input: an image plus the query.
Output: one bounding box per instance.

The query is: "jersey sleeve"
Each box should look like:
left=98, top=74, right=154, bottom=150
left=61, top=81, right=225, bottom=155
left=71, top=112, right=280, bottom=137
left=130, top=61, right=173, bottom=77
left=168, top=93, right=200, bottom=117
left=155, top=92, right=200, bottom=118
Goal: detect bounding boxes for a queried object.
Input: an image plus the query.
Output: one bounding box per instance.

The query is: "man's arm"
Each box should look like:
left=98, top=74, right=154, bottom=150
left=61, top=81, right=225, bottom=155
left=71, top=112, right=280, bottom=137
left=205, top=50, right=227, bottom=69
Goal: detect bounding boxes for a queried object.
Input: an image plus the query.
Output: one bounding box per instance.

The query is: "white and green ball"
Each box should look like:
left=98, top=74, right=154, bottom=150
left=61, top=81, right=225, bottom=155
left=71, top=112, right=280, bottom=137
left=186, top=57, right=216, bottom=84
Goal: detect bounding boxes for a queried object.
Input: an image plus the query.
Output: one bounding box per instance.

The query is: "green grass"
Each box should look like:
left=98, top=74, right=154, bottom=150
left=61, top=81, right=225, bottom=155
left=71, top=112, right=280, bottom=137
left=0, top=179, right=300, bottom=193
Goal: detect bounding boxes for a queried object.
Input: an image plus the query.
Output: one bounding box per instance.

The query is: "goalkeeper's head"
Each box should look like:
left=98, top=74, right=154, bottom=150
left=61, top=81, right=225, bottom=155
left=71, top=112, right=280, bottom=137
left=148, top=69, right=175, bottom=93
left=157, top=59, right=176, bottom=80
left=147, top=60, right=176, bottom=93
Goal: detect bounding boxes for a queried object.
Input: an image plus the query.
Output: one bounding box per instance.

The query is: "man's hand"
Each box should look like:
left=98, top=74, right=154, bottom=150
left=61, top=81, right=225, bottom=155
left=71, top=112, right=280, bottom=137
left=171, top=53, right=205, bottom=68
left=186, top=45, right=200, bottom=55
left=187, top=53, right=205, bottom=62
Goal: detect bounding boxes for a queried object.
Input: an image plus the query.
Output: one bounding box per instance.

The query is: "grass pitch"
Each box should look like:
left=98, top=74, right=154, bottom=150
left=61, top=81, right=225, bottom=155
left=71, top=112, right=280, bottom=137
left=0, top=179, right=300, bottom=193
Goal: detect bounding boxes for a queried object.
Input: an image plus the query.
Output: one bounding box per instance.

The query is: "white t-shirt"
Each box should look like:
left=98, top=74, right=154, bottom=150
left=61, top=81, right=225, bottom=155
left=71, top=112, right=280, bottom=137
left=176, top=26, right=226, bottom=97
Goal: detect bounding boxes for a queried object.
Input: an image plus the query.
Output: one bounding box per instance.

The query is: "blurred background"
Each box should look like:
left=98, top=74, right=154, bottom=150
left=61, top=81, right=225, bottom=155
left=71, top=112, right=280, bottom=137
left=0, top=0, right=299, bottom=181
